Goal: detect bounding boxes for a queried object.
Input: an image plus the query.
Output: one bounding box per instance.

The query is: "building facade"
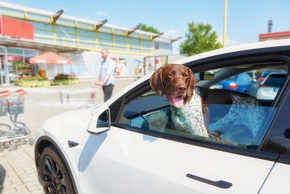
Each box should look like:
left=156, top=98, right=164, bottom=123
left=259, top=31, right=290, bottom=42
left=0, top=2, right=181, bottom=85
left=259, top=19, right=290, bottom=42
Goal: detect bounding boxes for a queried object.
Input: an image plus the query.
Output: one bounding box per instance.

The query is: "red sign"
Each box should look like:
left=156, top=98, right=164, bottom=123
left=0, top=16, right=34, bottom=40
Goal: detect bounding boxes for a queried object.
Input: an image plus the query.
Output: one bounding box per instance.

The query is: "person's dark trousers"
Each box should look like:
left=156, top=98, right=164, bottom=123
left=102, top=84, right=114, bottom=102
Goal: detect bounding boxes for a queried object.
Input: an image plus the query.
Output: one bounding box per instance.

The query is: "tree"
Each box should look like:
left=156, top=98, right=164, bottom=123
left=179, top=21, right=222, bottom=56
left=137, top=23, right=160, bottom=34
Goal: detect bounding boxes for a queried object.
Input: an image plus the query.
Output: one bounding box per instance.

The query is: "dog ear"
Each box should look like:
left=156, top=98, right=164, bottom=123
left=185, top=67, right=196, bottom=102
left=149, top=67, right=164, bottom=96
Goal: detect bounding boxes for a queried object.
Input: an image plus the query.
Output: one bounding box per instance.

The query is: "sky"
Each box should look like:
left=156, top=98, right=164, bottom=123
left=1, top=0, right=290, bottom=54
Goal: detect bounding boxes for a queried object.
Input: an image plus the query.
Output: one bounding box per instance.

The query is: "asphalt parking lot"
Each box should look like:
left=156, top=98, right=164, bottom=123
left=0, top=78, right=135, bottom=194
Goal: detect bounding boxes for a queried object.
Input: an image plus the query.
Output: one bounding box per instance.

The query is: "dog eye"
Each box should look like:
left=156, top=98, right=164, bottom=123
left=169, top=71, right=175, bottom=76
left=183, top=73, right=188, bottom=77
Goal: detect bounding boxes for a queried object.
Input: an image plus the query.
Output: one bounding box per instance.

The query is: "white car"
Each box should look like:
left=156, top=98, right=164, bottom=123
left=35, top=39, right=290, bottom=194
left=256, top=71, right=287, bottom=100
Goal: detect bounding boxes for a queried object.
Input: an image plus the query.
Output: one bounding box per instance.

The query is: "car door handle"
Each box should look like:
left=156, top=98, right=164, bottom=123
left=186, top=173, right=232, bottom=189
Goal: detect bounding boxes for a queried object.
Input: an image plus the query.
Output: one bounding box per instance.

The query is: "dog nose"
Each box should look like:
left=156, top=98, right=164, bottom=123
left=177, top=84, right=186, bottom=92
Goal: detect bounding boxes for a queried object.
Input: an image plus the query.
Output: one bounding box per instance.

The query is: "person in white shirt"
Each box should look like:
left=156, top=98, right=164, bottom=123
left=96, top=48, right=115, bottom=102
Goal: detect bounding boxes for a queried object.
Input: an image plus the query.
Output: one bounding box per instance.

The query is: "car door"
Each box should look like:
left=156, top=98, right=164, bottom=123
left=258, top=79, right=290, bottom=194
left=79, top=126, right=277, bottom=194
left=78, top=91, right=278, bottom=194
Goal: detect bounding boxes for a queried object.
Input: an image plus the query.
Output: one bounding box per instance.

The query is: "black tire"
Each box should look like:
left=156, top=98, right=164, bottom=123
left=39, top=145, right=77, bottom=194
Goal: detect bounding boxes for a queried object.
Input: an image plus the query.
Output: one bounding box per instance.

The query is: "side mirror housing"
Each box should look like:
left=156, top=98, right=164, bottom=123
left=87, top=106, right=111, bottom=134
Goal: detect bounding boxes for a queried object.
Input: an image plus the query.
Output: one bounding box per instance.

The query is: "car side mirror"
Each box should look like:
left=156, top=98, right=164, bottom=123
left=87, top=106, right=111, bottom=134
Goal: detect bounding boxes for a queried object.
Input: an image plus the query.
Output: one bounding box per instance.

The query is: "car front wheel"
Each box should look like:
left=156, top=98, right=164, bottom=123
left=39, top=145, right=77, bottom=194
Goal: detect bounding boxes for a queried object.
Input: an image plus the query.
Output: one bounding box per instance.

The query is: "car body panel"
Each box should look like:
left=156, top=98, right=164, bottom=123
left=259, top=162, right=290, bottom=194
left=79, top=125, right=276, bottom=194
left=35, top=107, right=95, bottom=191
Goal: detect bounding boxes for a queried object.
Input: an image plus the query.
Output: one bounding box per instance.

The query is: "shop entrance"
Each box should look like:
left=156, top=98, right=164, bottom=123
left=0, top=54, right=19, bottom=85
left=0, top=54, right=9, bottom=85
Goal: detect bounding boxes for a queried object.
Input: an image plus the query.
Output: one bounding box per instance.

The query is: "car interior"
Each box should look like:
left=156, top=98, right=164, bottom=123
left=114, top=60, right=289, bottom=150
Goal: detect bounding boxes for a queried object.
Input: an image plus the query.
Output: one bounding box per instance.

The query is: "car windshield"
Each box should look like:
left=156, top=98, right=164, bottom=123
left=264, top=74, right=286, bottom=87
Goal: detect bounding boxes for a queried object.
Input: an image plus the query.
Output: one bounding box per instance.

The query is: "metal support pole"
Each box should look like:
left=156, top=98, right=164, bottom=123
left=223, top=0, right=228, bottom=48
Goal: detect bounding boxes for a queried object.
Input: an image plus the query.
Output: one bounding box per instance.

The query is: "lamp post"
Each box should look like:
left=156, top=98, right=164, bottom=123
left=223, top=0, right=228, bottom=47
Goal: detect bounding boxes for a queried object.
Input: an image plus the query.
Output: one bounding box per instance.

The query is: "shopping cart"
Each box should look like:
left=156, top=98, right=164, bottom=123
left=59, top=85, right=99, bottom=108
left=0, top=89, right=33, bottom=151
left=0, top=90, right=10, bottom=117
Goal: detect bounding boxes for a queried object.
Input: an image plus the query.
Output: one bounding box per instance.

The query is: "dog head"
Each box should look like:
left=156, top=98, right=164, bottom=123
left=149, top=64, right=196, bottom=108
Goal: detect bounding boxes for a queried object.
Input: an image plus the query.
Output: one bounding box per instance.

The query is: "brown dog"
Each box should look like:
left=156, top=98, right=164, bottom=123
left=150, top=64, right=265, bottom=142
left=150, top=64, right=196, bottom=108
left=150, top=64, right=209, bottom=137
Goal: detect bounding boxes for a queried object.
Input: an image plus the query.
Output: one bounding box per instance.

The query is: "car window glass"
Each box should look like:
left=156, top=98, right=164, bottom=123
left=263, top=74, right=286, bottom=87
left=115, top=63, right=288, bottom=151
left=127, top=101, right=278, bottom=148
left=227, top=76, right=235, bottom=81
left=243, top=73, right=252, bottom=82
left=97, top=109, right=110, bottom=128
left=117, top=87, right=278, bottom=150
left=261, top=84, right=290, bottom=156
left=239, top=74, right=246, bottom=82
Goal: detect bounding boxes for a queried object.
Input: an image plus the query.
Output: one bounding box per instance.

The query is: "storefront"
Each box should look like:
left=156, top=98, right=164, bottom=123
left=0, top=47, right=38, bottom=85
left=0, top=2, right=181, bottom=86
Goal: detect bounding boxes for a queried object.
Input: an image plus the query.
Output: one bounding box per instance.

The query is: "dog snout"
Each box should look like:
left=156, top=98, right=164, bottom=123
left=177, top=84, right=187, bottom=93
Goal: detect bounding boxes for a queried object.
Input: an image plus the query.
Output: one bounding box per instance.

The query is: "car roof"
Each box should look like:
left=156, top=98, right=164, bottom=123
left=174, top=39, right=290, bottom=65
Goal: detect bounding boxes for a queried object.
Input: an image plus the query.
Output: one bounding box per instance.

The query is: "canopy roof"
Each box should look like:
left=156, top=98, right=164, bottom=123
left=29, top=52, right=72, bottom=64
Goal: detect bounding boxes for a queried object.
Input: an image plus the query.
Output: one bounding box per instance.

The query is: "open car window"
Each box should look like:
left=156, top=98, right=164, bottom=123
left=115, top=61, right=288, bottom=150
left=121, top=90, right=278, bottom=149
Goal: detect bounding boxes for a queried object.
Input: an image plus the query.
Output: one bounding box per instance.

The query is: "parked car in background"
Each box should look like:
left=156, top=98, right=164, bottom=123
left=258, top=69, right=285, bottom=83
left=35, top=39, right=290, bottom=194
left=214, top=72, right=257, bottom=93
left=247, top=70, right=261, bottom=82
left=256, top=72, right=287, bottom=100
